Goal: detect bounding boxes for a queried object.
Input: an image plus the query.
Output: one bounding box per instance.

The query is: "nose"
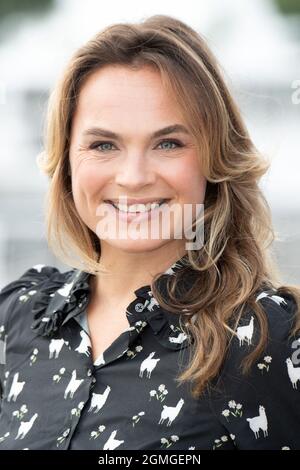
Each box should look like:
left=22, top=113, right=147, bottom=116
left=114, top=153, right=156, bottom=190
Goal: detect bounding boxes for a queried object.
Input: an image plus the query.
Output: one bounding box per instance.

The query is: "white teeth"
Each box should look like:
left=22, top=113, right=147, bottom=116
left=109, top=200, right=165, bottom=213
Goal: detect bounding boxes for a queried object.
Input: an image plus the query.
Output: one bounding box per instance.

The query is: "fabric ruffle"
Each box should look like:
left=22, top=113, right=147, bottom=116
left=30, top=253, right=193, bottom=349
left=31, top=269, right=91, bottom=337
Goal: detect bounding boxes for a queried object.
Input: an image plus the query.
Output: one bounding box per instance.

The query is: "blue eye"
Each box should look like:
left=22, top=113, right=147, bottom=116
left=157, top=139, right=183, bottom=150
left=90, top=142, right=116, bottom=152
left=89, top=139, right=183, bottom=152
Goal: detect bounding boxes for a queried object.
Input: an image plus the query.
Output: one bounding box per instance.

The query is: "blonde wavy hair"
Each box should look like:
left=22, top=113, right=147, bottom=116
left=38, top=14, right=300, bottom=398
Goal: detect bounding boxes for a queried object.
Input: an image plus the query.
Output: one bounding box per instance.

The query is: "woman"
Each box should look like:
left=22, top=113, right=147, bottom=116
left=0, top=14, right=299, bottom=451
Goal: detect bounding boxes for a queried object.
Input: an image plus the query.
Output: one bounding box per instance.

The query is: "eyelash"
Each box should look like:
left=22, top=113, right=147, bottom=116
left=89, top=139, right=184, bottom=153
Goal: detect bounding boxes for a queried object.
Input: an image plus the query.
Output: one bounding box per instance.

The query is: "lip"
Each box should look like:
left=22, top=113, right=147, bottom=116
left=104, top=197, right=171, bottom=205
left=103, top=199, right=171, bottom=223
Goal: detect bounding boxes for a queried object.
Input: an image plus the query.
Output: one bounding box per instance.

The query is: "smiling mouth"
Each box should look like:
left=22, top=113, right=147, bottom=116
left=104, top=199, right=171, bottom=214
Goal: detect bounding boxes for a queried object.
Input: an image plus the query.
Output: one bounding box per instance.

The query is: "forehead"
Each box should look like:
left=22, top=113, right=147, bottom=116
left=73, top=65, right=184, bottom=125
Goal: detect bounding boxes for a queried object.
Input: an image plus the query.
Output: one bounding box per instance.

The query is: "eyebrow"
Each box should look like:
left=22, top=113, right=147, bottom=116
left=82, top=124, right=190, bottom=140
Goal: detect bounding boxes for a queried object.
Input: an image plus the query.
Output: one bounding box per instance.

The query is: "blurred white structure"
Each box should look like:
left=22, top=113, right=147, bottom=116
left=0, top=0, right=299, bottom=286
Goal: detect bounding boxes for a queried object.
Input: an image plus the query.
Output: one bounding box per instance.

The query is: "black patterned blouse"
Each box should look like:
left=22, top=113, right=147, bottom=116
left=0, top=255, right=299, bottom=450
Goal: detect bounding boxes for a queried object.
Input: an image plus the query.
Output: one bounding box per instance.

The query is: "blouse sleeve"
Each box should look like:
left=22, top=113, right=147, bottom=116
left=210, top=291, right=300, bottom=450
left=0, top=265, right=60, bottom=400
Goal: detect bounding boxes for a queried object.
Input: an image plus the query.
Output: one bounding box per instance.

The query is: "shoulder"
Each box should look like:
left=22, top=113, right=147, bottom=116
left=210, top=288, right=300, bottom=448
left=225, top=287, right=299, bottom=374
left=0, top=264, right=73, bottom=331
left=255, top=287, right=298, bottom=337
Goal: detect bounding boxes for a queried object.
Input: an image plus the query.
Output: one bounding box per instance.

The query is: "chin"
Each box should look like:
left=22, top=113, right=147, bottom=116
left=100, top=237, right=172, bottom=254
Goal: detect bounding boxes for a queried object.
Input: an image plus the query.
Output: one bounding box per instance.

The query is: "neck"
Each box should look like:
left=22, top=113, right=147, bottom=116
left=90, top=241, right=187, bottom=308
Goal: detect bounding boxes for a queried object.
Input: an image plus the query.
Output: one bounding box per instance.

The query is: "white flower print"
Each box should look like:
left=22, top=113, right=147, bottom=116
left=132, top=411, right=145, bottom=427
left=71, top=401, right=85, bottom=418
left=90, top=425, right=106, bottom=440
left=56, top=428, right=70, bottom=447
left=257, top=355, right=272, bottom=373
left=133, top=320, right=147, bottom=334
left=3, top=370, right=9, bottom=389
left=12, top=404, right=28, bottom=420
left=149, top=384, right=169, bottom=402
left=29, top=348, right=39, bottom=366
left=213, top=433, right=235, bottom=449
left=221, top=401, right=243, bottom=421
left=126, top=345, right=143, bottom=360
left=0, top=432, right=10, bottom=443
left=19, top=290, right=37, bottom=303
left=52, top=367, right=66, bottom=383
left=160, top=435, right=179, bottom=448
left=213, top=436, right=226, bottom=449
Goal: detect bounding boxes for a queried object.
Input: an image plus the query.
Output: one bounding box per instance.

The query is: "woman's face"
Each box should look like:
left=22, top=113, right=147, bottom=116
left=69, top=64, right=206, bottom=254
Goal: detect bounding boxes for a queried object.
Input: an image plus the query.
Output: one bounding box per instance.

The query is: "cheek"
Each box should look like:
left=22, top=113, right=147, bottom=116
left=170, top=155, right=207, bottom=203
left=72, top=162, right=108, bottom=201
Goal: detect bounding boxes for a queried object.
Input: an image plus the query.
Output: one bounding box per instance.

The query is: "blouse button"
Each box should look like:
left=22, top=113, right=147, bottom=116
left=87, top=369, right=92, bottom=376
left=64, top=428, right=70, bottom=437
left=135, top=303, right=145, bottom=312
left=92, top=377, right=96, bottom=384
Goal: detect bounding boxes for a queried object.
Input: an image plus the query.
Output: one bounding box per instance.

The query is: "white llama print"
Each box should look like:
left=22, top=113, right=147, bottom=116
left=7, top=372, right=25, bottom=402
left=32, top=264, right=45, bottom=273
left=94, top=352, right=105, bottom=366
left=103, top=430, right=124, bottom=450
left=236, top=316, right=254, bottom=346
left=164, top=262, right=182, bottom=275
left=88, top=386, right=111, bottom=413
left=139, top=352, right=160, bottom=378
left=15, top=413, right=38, bottom=440
left=169, top=331, right=188, bottom=344
left=0, top=334, right=6, bottom=365
left=286, top=358, right=300, bottom=389
left=159, top=398, right=185, bottom=426
left=246, top=405, right=268, bottom=439
left=64, top=370, right=84, bottom=399
left=57, top=281, right=75, bottom=298
left=256, top=291, right=287, bottom=306
left=75, top=330, right=91, bottom=356
left=146, top=293, right=160, bottom=312
left=49, top=338, right=69, bottom=359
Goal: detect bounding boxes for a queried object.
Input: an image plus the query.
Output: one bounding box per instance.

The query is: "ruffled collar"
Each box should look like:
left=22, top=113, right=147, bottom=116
left=31, top=253, right=194, bottom=350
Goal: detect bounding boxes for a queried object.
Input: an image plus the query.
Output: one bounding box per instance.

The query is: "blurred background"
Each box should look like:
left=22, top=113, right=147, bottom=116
left=0, top=0, right=299, bottom=287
